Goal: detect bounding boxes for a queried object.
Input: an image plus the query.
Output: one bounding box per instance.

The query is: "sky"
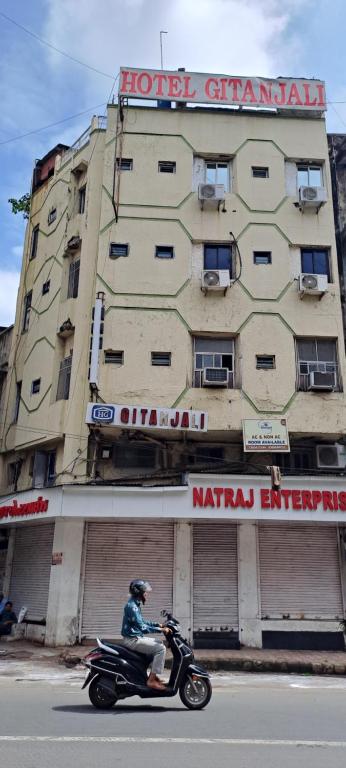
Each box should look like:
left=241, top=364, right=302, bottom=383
left=1, top=0, right=346, bottom=326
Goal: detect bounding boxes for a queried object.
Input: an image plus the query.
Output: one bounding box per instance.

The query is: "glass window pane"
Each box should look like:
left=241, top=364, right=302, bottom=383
left=298, top=340, right=316, bottom=360
left=317, top=340, right=336, bottom=362
left=309, top=167, right=322, bottom=186
left=297, top=167, right=308, bottom=186
left=214, top=355, right=222, bottom=367
left=202, top=354, right=214, bottom=367
left=301, top=250, right=313, bottom=273
left=204, top=246, right=218, bottom=269
left=217, top=164, right=228, bottom=189
left=313, top=250, right=329, bottom=278
left=206, top=164, right=217, bottom=183
left=195, top=338, right=234, bottom=353
left=217, top=247, right=231, bottom=270
left=195, top=354, right=203, bottom=369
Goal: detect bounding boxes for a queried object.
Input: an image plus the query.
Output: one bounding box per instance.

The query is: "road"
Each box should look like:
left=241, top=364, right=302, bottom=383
left=1, top=668, right=346, bottom=767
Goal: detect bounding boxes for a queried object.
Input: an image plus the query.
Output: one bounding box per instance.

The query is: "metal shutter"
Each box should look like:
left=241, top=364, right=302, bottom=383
left=259, top=523, right=343, bottom=619
left=10, top=524, right=54, bottom=620
left=0, top=550, right=6, bottom=592
left=193, top=522, right=238, bottom=631
left=80, top=521, right=174, bottom=638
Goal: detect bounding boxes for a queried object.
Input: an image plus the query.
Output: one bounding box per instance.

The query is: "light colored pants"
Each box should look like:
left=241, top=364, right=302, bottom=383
left=122, top=636, right=166, bottom=675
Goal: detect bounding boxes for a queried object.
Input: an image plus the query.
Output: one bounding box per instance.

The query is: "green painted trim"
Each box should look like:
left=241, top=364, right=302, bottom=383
left=24, top=337, right=55, bottom=364
left=235, top=193, right=288, bottom=214
left=236, top=310, right=294, bottom=335
left=234, top=137, right=286, bottom=157
left=33, top=255, right=63, bottom=285
left=102, top=185, right=193, bottom=211
left=31, top=179, right=69, bottom=216
left=97, top=272, right=191, bottom=299
left=106, top=130, right=196, bottom=152
left=236, top=221, right=292, bottom=244
left=20, top=385, right=52, bottom=414
left=31, top=288, right=60, bottom=316
left=237, top=280, right=292, bottom=302
left=100, top=214, right=193, bottom=240
left=171, top=386, right=190, bottom=409
left=102, top=185, right=114, bottom=203
left=104, top=304, right=191, bottom=331
left=38, top=206, right=68, bottom=238
left=241, top=388, right=297, bottom=415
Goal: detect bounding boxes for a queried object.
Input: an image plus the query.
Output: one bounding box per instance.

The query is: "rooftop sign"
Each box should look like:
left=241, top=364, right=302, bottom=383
left=119, top=68, right=326, bottom=112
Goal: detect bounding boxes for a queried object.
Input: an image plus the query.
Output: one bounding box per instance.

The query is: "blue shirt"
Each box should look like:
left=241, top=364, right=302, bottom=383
left=121, top=597, right=161, bottom=638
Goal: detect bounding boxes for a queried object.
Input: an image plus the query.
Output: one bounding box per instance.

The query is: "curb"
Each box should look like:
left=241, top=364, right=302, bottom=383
left=193, top=657, right=346, bottom=676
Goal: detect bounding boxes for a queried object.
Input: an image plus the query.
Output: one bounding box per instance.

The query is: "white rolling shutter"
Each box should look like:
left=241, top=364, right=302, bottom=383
left=10, top=524, right=54, bottom=620
left=259, top=523, right=343, bottom=619
left=193, top=522, right=238, bottom=631
left=81, top=521, right=174, bottom=638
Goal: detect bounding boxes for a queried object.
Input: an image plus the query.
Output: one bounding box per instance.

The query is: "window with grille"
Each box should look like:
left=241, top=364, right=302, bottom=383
left=13, top=381, right=21, bottom=423
left=104, top=350, right=124, bottom=365
left=42, top=280, right=50, bottom=295
left=78, top=186, right=86, bottom=214
left=254, top=251, right=272, bottom=265
left=67, top=259, right=80, bottom=299
left=31, top=378, right=41, bottom=394
left=48, top=208, right=57, bottom=225
left=204, top=244, right=232, bottom=273
left=296, top=339, right=340, bottom=391
left=189, top=445, right=224, bottom=466
left=22, top=291, right=32, bottom=332
left=252, top=167, right=269, bottom=178
left=56, top=354, right=73, bottom=400
left=113, top=442, right=157, bottom=469
left=116, top=158, right=133, bottom=171
left=109, top=243, right=129, bottom=259
left=301, top=248, right=330, bottom=280
left=256, top=355, right=275, bottom=370
left=158, top=161, right=176, bottom=173
left=30, top=225, right=39, bottom=260
left=155, top=246, right=174, bottom=259
left=194, top=337, right=234, bottom=388
left=8, top=461, right=22, bottom=487
left=151, top=352, right=171, bottom=366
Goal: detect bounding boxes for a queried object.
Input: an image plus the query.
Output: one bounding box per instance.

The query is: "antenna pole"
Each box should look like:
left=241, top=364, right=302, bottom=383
left=160, top=30, right=168, bottom=70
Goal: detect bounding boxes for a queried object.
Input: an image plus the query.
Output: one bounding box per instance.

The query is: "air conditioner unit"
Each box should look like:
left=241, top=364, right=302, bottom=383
left=316, top=444, right=346, bottom=469
left=202, top=269, right=231, bottom=291
left=298, top=186, right=327, bottom=208
left=198, top=183, right=225, bottom=202
left=202, top=367, right=228, bottom=387
left=308, top=371, right=336, bottom=391
left=299, top=273, right=328, bottom=296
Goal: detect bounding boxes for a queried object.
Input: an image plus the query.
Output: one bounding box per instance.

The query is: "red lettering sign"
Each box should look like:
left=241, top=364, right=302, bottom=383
left=192, top=486, right=346, bottom=512
left=0, top=496, right=49, bottom=521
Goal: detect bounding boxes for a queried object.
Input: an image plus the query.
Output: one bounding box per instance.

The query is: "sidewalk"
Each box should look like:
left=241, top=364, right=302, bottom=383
left=1, top=640, right=345, bottom=676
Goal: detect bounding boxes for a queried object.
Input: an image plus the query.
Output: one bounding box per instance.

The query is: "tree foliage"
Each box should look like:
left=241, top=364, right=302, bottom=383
left=8, top=193, right=31, bottom=220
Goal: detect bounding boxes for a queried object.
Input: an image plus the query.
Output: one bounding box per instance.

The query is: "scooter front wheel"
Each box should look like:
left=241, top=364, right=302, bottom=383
left=88, top=678, right=118, bottom=709
left=179, top=675, right=212, bottom=710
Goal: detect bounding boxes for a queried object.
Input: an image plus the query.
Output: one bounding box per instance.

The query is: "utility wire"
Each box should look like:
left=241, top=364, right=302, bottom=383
left=0, top=11, right=115, bottom=80
left=0, top=103, right=107, bottom=147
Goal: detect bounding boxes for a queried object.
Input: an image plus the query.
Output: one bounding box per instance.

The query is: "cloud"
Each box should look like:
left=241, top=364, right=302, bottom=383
left=0, top=271, right=20, bottom=327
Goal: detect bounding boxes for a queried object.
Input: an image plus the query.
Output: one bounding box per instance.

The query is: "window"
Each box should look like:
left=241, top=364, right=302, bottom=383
left=46, top=451, right=56, bottom=485
left=31, top=378, right=41, bottom=394
left=296, top=338, right=340, bottom=391
left=104, top=350, right=124, bottom=365
left=256, top=355, right=275, bottom=370
left=158, top=161, right=176, bottom=173
left=47, top=208, right=57, bottom=225
left=56, top=353, right=73, bottom=400
left=30, top=225, right=39, bottom=260
left=155, top=246, right=174, bottom=259
left=204, top=244, right=232, bottom=274
left=297, top=164, right=323, bottom=187
left=78, top=186, right=86, bottom=214
left=116, top=158, right=133, bottom=171
left=13, top=381, right=21, bottom=423
left=113, top=442, right=157, bottom=469
left=22, top=291, right=32, bottom=332
left=275, top=447, right=314, bottom=472
left=205, top=161, right=229, bottom=190
left=8, top=461, right=22, bottom=488
left=252, top=167, right=269, bottom=178
left=151, top=352, right=171, bottom=366
left=189, top=445, right=224, bottom=466
left=109, top=243, right=129, bottom=259
left=254, top=251, right=272, bottom=265
left=32, top=450, right=56, bottom=487
left=42, top=279, right=50, bottom=295
left=301, top=248, right=330, bottom=281
left=67, top=259, right=80, bottom=299
left=194, top=337, right=234, bottom=388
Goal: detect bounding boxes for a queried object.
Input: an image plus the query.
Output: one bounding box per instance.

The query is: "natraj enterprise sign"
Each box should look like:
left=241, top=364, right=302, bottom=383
left=243, top=419, right=290, bottom=452
left=119, top=68, right=326, bottom=112
left=86, top=403, right=208, bottom=432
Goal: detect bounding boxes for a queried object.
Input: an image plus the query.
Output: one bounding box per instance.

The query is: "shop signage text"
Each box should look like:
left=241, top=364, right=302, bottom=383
left=0, top=496, right=49, bottom=520
left=119, top=68, right=326, bottom=112
left=86, top=403, right=208, bottom=432
left=243, top=418, right=290, bottom=452
left=193, top=486, right=346, bottom=512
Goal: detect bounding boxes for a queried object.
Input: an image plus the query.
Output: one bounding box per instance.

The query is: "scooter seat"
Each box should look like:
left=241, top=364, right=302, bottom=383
left=100, top=640, right=148, bottom=666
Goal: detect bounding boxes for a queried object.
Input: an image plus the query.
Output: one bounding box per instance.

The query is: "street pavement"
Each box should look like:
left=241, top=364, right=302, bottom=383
left=1, top=666, right=346, bottom=767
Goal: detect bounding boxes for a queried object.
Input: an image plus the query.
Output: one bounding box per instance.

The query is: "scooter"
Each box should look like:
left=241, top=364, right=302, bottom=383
left=82, top=611, right=212, bottom=710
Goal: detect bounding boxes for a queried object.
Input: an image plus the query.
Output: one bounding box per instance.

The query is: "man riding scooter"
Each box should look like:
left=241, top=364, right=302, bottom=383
left=121, top=579, right=171, bottom=691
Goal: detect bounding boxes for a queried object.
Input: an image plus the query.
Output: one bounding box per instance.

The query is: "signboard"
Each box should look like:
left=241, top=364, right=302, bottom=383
left=243, top=419, right=290, bottom=452
left=192, top=484, right=346, bottom=513
left=0, top=496, right=49, bottom=521
left=86, top=403, right=208, bottom=432
left=119, top=68, right=326, bottom=112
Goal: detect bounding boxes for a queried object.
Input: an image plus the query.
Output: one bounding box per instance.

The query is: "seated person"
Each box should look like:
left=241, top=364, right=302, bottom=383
left=121, top=579, right=170, bottom=691
left=0, top=601, right=17, bottom=636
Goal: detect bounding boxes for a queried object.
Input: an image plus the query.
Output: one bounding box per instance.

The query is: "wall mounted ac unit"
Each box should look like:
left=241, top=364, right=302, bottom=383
left=198, top=183, right=225, bottom=202
left=298, top=186, right=327, bottom=208
left=202, top=367, right=228, bottom=387
left=202, top=269, right=231, bottom=291
left=299, top=273, right=328, bottom=296
left=308, top=370, right=336, bottom=391
left=316, top=444, right=346, bottom=469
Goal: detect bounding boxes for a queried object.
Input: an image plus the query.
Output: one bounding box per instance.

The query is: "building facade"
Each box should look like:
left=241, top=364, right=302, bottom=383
left=0, top=70, right=346, bottom=649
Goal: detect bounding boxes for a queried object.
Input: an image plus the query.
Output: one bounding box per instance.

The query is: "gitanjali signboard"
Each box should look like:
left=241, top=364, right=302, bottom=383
left=86, top=403, right=208, bottom=432
left=119, top=68, right=326, bottom=112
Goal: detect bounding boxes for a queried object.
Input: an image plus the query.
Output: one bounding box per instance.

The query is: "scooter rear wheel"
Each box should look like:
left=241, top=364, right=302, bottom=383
left=88, top=678, right=118, bottom=709
left=179, top=676, right=212, bottom=710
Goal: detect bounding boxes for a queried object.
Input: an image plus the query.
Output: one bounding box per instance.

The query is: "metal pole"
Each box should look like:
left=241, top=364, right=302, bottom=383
left=160, top=30, right=168, bottom=70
